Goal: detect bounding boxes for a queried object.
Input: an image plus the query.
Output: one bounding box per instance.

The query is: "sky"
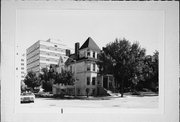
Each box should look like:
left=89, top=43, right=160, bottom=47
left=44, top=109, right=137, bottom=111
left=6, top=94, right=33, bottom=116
left=16, top=9, right=164, bottom=55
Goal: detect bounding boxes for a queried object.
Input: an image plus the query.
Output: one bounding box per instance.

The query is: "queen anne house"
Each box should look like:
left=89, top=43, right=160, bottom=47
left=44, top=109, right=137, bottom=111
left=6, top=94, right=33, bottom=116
left=53, top=37, right=115, bottom=96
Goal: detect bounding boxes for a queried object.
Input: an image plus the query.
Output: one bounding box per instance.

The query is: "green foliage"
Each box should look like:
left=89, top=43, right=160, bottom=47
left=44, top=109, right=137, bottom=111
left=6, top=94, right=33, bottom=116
left=24, top=71, right=41, bottom=91
left=21, top=81, right=27, bottom=93
left=39, top=66, right=56, bottom=92
left=54, top=70, right=75, bottom=85
left=142, top=51, right=159, bottom=92
left=98, top=38, right=159, bottom=96
left=40, top=66, right=75, bottom=92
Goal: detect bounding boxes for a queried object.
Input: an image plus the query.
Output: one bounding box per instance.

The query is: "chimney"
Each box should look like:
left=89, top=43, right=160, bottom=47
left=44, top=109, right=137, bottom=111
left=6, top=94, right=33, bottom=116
left=75, top=42, right=80, bottom=59
left=65, top=49, right=71, bottom=56
left=102, top=47, right=106, bottom=51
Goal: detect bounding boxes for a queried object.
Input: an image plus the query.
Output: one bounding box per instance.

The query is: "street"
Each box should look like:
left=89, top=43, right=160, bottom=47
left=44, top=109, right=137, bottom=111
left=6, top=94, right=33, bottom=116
left=20, top=95, right=158, bottom=109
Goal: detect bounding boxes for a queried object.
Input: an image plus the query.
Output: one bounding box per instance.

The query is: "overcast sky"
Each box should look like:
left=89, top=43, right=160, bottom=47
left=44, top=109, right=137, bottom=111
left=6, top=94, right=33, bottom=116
left=16, top=10, right=163, bottom=55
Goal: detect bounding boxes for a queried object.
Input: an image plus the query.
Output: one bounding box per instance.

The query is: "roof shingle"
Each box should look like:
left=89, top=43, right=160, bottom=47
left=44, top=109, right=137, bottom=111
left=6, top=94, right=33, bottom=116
left=79, top=37, right=101, bottom=52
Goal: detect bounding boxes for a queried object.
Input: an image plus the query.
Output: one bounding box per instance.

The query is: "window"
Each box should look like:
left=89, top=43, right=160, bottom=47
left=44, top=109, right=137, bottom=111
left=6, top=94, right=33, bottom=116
left=87, top=64, right=91, bottom=71
left=97, top=80, right=100, bottom=85
left=77, top=88, right=80, bottom=95
left=92, top=77, right=96, bottom=85
left=93, top=63, right=96, bottom=71
left=93, top=52, right=95, bottom=58
left=54, top=45, right=57, bottom=47
left=70, top=66, right=72, bottom=72
left=21, top=63, right=24, bottom=66
left=21, top=67, right=24, bottom=70
left=21, top=59, right=24, bottom=61
left=87, top=51, right=90, bottom=57
left=87, top=77, right=90, bottom=85
left=92, top=89, right=95, bottom=95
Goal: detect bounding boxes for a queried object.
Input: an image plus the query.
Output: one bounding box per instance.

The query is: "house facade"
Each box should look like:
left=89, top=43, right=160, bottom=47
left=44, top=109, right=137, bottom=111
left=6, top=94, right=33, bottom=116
left=53, top=37, right=115, bottom=96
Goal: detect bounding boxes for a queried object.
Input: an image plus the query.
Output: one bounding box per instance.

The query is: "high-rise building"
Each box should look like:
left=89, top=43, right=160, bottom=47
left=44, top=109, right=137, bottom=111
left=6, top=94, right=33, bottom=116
left=20, top=53, right=26, bottom=82
left=26, top=38, right=71, bottom=74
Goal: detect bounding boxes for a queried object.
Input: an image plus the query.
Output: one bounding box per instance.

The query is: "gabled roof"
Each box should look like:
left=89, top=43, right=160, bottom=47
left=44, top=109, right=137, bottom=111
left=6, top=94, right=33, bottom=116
left=79, top=37, right=101, bottom=52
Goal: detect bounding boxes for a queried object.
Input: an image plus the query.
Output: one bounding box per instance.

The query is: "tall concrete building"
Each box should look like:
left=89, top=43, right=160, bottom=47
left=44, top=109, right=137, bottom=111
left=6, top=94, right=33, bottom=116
left=26, top=38, right=71, bottom=74
left=20, top=53, right=26, bottom=82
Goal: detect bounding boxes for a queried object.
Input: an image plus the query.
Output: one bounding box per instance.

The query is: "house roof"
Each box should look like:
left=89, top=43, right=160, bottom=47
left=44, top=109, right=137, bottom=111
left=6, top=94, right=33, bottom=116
left=79, top=37, right=101, bottom=52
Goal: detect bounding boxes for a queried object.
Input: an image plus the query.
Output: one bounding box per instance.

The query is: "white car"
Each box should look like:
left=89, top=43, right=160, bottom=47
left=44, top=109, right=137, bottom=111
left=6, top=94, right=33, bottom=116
left=21, top=92, right=35, bottom=103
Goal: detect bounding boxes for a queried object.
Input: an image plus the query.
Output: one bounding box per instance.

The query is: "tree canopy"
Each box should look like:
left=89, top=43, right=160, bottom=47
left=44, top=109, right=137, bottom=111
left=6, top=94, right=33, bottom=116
left=98, top=38, right=159, bottom=97
left=54, top=70, right=75, bottom=85
left=24, top=71, right=41, bottom=91
left=39, top=66, right=75, bottom=92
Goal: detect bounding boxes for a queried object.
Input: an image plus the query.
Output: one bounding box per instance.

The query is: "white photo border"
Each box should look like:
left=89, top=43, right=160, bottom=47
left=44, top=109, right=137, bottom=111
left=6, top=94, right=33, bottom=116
left=1, top=1, right=179, bottom=122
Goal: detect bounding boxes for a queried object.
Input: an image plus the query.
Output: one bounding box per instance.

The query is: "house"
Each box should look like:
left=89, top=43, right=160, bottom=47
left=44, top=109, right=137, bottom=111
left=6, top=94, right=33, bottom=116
left=53, top=37, right=115, bottom=96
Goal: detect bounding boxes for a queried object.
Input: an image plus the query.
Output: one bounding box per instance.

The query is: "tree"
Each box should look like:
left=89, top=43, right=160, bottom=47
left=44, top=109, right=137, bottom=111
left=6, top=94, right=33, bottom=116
left=40, top=65, right=75, bottom=92
left=24, top=71, right=41, bottom=91
left=54, top=70, right=75, bottom=85
left=98, top=38, right=147, bottom=97
left=21, top=81, right=27, bottom=93
left=152, top=51, right=159, bottom=91
left=97, top=49, right=115, bottom=75
left=39, top=66, right=56, bottom=92
left=142, top=51, right=159, bottom=92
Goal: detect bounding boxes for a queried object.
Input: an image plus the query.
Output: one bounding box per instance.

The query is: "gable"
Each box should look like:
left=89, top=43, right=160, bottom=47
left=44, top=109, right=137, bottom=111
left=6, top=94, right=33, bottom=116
left=79, top=37, right=101, bottom=52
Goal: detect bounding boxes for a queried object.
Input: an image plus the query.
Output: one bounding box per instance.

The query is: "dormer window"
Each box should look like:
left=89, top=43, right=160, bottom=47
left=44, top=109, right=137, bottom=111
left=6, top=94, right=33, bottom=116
left=93, top=51, right=95, bottom=58
left=87, top=51, right=90, bottom=57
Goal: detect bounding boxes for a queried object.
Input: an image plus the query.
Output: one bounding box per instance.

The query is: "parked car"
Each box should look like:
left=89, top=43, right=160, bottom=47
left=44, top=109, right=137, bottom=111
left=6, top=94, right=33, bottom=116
left=21, top=92, right=35, bottom=103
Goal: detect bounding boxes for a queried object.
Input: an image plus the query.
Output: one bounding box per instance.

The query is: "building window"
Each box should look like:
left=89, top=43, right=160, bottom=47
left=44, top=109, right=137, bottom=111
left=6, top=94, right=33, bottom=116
left=70, top=66, right=72, bottom=72
left=93, top=52, right=95, bottom=58
left=21, top=63, right=24, bottom=66
left=21, top=59, right=24, bottom=61
left=77, top=88, right=80, bottom=95
left=21, top=67, right=24, bottom=70
left=97, top=80, right=100, bottom=85
left=87, top=51, right=90, bottom=57
left=92, top=77, right=96, bottom=85
left=54, top=45, right=57, bottom=47
left=93, top=63, right=96, bottom=71
left=87, top=77, right=90, bottom=85
left=87, top=64, right=91, bottom=71
left=92, top=89, right=95, bottom=95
